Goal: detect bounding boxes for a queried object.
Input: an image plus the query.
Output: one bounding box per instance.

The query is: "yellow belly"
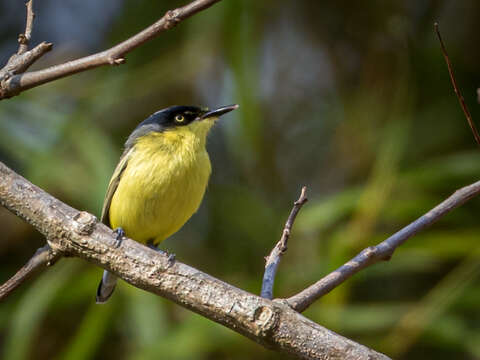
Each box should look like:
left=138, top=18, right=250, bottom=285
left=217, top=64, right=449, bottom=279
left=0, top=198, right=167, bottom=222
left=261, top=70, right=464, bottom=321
left=108, top=131, right=211, bottom=245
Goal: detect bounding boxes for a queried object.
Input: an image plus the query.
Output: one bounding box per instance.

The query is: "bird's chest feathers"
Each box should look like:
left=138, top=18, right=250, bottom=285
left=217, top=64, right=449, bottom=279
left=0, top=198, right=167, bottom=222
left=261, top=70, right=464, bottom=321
left=110, top=130, right=211, bottom=243
left=134, top=130, right=211, bottom=190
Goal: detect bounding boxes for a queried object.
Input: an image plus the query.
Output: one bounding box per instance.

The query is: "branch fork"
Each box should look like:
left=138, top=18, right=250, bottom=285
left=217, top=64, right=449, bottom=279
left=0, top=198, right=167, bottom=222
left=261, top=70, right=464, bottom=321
left=0, top=0, right=52, bottom=96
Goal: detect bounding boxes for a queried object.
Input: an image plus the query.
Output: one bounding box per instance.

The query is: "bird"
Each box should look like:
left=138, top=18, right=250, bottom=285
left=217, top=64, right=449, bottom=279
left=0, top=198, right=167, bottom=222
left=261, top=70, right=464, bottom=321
left=96, top=104, right=238, bottom=303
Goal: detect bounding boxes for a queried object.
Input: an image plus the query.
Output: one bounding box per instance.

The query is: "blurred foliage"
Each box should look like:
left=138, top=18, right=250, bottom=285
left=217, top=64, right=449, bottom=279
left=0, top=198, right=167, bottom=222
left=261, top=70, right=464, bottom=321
left=1, top=0, right=480, bottom=359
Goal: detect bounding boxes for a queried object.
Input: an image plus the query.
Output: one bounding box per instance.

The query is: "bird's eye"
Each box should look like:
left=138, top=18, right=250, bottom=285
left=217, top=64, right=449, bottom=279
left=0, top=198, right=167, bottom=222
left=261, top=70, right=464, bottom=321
left=174, top=114, right=185, bottom=124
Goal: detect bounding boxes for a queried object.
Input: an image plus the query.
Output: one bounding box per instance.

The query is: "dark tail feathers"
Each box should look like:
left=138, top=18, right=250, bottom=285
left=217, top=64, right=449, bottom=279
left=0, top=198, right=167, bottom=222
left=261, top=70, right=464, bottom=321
left=96, top=270, right=118, bottom=304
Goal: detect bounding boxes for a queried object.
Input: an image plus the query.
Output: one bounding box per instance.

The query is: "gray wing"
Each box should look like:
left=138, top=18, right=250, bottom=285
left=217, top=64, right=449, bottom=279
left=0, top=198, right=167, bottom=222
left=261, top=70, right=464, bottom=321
left=100, top=147, right=133, bottom=227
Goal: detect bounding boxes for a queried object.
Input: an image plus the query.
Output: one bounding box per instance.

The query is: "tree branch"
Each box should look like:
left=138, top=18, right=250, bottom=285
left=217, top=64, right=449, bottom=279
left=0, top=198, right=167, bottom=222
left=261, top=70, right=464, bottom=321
left=434, top=22, right=480, bottom=146
left=0, top=244, right=61, bottom=301
left=261, top=186, right=308, bottom=299
left=285, top=180, right=480, bottom=312
left=0, top=161, right=389, bottom=359
left=0, top=0, right=222, bottom=100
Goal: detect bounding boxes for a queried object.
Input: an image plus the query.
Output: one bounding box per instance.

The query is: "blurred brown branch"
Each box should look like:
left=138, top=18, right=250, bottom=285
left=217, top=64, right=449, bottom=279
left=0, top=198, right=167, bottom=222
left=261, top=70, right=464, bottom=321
left=0, top=244, right=60, bottom=302
left=261, top=186, right=308, bottom=299
left=0, top=0, right=222, bottom=100
left=434, top=22, right=480, bottom=146
left=286, top=180, right=480, bottom=312
left=0, top=161, right=388, bottom=360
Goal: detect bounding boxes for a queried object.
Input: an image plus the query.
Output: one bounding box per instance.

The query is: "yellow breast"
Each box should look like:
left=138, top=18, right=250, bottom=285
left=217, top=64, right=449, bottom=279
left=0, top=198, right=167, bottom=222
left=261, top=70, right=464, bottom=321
left=108, top=126, right=212, bottom=245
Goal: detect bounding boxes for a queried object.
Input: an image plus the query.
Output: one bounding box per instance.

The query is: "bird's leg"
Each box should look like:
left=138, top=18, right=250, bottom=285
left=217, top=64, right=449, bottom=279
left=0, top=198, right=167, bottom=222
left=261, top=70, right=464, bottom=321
left=167, top=252, right=176, bottom=264
left=112, top=227, right=125, bottom=248
left=146, top=239, right=176, bottom=266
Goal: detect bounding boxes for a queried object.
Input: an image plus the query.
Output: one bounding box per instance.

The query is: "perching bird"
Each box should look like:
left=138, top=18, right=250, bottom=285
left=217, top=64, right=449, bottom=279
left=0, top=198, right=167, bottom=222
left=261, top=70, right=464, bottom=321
left=96, top=104, right=238, bottom=303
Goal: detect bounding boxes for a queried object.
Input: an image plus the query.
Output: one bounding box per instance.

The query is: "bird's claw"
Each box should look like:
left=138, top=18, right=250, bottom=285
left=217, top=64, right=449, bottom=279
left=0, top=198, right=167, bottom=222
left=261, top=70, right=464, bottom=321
left=146, top=241, right=175, bottom=267
left=167, top=252, right=176, bottom=266
left=113, top=227, right=125, bottom=248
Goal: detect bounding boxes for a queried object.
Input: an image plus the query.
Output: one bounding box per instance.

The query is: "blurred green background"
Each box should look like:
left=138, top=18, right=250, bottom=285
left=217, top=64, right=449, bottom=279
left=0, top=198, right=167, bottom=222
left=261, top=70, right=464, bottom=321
left=1, top=0, right=480, bottom=359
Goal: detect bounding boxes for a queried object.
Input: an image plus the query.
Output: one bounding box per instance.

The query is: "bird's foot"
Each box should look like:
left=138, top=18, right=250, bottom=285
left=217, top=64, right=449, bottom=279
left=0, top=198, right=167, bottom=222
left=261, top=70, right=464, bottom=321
left=113, top=227, right=125, bottom=248
left=147, top=241, right=176, bottom=267
left=167, top=252, right=176, bottom=265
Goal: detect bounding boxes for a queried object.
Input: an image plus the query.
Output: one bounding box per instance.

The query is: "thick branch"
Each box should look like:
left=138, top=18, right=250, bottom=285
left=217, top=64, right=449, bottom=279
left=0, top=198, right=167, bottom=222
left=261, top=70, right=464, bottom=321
left=286, top=180, right=480, bottom=312
left=434, top=22, right=480, bottom=146
left=0, top=0, right=222, bottom=99
left=0, top=244, right=61, bottom=301
left=261, top=186, right=308, bottom=299
left=0, top=161, right=388, bottom=360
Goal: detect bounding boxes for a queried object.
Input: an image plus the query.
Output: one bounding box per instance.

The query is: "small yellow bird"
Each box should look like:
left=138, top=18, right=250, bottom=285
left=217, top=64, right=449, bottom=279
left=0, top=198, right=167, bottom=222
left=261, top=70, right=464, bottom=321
left=96, top=104, right=238, bottom=303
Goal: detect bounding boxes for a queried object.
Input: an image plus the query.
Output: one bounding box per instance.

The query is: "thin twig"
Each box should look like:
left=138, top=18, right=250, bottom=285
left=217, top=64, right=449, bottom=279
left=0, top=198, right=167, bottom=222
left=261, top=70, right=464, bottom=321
left=17, top=0, right=35, bottom=55
left=0, top=0, right=222, bottom=100
left=434, top=22, right=480, bottom=146
left=285, top=180, right=480, bottom=312
left=0, top=244, right=61, bottom=301
left=261, top=186, right=308, bottom=299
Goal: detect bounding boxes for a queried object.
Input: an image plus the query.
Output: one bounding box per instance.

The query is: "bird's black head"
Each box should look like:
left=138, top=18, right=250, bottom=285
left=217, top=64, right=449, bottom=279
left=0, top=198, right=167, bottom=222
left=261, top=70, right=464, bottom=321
left=125, top=104, right=238, bottom=149
left=137, top=104, right=238, bottom=130
left=139, top=105, right=206, bottom=130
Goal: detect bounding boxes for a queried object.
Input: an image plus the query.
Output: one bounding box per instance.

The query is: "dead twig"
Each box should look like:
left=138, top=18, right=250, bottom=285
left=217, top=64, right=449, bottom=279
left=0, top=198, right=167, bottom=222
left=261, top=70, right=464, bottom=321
left=434, top=22, right=480, bottom=146
left=261, top=186, right=308, bottom=299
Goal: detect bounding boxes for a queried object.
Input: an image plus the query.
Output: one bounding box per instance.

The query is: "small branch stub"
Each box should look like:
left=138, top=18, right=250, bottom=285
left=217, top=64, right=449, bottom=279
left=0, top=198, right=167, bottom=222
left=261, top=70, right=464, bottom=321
left=253, top=305, right=279, bottom=337
left=73, top=211, right=97, bottom=236
left=165, top=10, right=182, bottom=29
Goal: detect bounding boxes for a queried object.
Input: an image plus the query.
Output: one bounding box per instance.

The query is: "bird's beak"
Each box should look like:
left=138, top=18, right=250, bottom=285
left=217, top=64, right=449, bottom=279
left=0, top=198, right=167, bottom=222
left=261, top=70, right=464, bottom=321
left=200, top=104, right=239, bottom=119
